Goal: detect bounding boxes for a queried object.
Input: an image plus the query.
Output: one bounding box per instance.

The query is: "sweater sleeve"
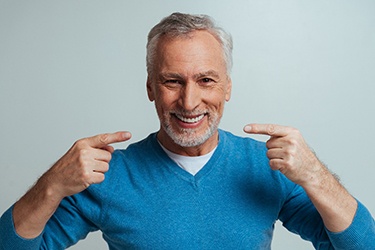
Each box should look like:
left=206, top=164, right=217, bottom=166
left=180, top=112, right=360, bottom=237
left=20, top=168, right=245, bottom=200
left=0, top=194, right=99, bottom=250
left=0, top=205, right=43, bottom=250
left=325, top=200, right=375, bottom=250
left=279, top=184, right=375, bottom=249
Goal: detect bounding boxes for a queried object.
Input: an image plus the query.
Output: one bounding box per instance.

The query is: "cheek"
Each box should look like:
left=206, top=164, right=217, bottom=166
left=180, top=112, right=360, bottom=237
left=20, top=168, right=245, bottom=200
left=154, top=90, right=177, bottom=112
left=205, top=92, right=227, bottom=110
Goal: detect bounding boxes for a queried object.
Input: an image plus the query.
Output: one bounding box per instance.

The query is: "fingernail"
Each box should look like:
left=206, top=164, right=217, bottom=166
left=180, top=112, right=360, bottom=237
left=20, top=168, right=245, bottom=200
left=122, top=132, right=131, bottom=139
left=244, top=125, right=252, bottom=132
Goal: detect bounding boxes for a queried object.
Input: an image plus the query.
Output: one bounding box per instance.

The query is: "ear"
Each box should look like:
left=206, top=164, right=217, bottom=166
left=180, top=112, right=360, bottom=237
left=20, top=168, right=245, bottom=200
left=146, top=76, right=155, bottom=102
left=225, top=77, right=232, bottom=102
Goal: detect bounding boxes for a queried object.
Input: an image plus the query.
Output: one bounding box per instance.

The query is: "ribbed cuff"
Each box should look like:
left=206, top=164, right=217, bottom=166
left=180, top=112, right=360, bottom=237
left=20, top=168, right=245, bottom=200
left=326, top=200, right=375, bottom=250
left=0, top=205, right=43, bottom=250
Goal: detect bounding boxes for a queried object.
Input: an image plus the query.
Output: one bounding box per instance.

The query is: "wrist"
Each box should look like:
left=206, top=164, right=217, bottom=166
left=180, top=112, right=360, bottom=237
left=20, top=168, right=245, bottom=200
left=13, top=176, right=63, bottom=239
left=297, top=160, right=329, bottom=191
left=39, top=171, right=66, bottom=202
left=298, top=164, right=357, bottom=232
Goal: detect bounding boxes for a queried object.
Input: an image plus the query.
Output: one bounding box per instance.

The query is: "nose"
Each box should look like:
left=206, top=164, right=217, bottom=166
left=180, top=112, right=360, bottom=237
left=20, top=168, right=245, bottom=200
left=179, top=82, right=201, bottom=111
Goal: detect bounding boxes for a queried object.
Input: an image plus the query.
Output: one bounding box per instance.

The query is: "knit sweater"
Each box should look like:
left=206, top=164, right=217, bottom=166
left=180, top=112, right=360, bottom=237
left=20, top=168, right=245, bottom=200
left=1, top=130, right=374, bottom=249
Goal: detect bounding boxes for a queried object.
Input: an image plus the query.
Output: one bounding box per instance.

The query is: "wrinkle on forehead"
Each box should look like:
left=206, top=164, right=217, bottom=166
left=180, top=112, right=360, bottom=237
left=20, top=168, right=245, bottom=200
left=153, top=31, right=227, bottom=81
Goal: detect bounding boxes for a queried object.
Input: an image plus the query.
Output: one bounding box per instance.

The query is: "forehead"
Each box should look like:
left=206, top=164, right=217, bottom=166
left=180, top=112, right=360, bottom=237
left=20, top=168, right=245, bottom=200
left=154, top=30, right=226, bottom=74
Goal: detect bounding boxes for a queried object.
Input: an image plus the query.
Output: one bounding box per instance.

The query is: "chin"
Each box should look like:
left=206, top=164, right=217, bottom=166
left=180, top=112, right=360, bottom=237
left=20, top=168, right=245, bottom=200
left=165, top=125, right=218, bottom=148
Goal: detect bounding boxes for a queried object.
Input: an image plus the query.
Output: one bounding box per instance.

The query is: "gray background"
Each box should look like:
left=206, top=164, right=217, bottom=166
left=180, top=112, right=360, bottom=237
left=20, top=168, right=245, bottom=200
left=1, top=1, right=374, bottom=249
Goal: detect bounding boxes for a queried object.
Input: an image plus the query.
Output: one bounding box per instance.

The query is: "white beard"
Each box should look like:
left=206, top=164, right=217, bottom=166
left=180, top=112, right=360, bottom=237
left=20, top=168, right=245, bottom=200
left=160, top=110, right=220, bottom=147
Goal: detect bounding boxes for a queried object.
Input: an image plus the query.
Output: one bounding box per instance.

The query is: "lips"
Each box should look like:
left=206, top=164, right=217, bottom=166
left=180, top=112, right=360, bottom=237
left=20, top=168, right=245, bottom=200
left=174, top=113, right=206, bottom=124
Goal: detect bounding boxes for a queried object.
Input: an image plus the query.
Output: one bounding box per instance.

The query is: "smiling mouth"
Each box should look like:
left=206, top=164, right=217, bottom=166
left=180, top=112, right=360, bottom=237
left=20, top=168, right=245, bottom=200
left=174, top=113, right=206, bottom=124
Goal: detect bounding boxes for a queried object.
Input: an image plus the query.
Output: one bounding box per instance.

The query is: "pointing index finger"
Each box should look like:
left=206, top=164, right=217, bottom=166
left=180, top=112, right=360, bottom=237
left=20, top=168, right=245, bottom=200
left=243, top=124, right=290, bottom=137
left=87, top=131, right=132, bottom=148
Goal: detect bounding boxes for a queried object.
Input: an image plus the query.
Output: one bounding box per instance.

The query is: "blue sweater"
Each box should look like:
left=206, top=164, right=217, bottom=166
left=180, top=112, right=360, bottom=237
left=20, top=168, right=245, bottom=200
left=1, top=130, right=374, bottom=249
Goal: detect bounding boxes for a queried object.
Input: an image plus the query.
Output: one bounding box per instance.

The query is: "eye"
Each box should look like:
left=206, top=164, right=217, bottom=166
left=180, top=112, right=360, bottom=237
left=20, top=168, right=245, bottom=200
left=162, top=79, right=183, bottom=89
left=199, top=78, right=215, bottom=85
left=165, top=79, right=180, bottom=84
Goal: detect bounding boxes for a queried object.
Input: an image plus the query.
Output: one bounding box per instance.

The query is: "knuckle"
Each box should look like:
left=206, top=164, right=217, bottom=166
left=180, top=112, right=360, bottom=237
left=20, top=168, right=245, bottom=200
left=77, top=151, right=89, bottom=165
left=279, top=161, right=292, bottom=173
left=96, top=174, right=105, bottom=183
left=82, top=182, right=91, bottom=189
left=266, top=150, right=272, bottom=159
left=99, top=134, right=110, bottom=144
left=290, top=138, right=298, bottom=145
left=74, top=138, right=88, bottom=148
left=285, top=137, right=298, bottom=148
left=98, top=174, right=105, bottom=183
left=102, top=163, right=109, bottom=172
left=290, top=127, right=301, bottom=136
left=105, top=151, right=112, bottom=162
left=269, top=159, right=279, bottom=170
left=278, top=166, right=288, bottom=176
left=267, top=124, right=276, bottom=135
left=284, top=158, right=294, bottom=169
left=285, top=147, right=296, bottom=157
left=80, top=170, right=91, bottom=182
left=79, top=148, right=89, bottom=156
left=81, top=161, right=90, bottom=170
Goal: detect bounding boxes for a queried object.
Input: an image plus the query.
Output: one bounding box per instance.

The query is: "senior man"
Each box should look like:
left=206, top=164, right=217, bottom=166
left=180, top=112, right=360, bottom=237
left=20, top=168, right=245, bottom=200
left=1, top=12, right=374, bottom=249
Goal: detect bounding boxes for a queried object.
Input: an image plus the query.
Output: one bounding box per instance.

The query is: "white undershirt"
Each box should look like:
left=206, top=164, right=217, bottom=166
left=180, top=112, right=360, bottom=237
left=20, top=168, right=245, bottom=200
left=158, top=142, right=217, bottom=176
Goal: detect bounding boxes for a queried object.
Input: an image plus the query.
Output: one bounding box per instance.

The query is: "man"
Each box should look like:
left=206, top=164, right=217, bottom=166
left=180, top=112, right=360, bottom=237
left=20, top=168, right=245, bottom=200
left=0, top=12, right=374, bottom=249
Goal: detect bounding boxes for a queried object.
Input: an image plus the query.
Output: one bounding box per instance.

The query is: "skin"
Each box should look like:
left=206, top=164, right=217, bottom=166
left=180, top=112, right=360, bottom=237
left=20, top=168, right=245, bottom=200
left=244, top=124, right=357, bottom=232
left=13, top=132, right=131, bottom=238
left=12, top=29, right=356, bottom=240
left=147, top=31, right=232, bottom=156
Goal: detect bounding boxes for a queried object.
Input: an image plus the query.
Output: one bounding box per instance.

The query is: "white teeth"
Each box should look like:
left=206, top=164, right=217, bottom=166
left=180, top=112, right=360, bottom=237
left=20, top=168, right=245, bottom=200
left=175, top=113, right=205, bottom=123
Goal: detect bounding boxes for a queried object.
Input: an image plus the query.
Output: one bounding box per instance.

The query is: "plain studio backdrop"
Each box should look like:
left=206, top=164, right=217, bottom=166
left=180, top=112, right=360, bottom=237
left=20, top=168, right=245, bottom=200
left=0, top=1, right=374, bottom=249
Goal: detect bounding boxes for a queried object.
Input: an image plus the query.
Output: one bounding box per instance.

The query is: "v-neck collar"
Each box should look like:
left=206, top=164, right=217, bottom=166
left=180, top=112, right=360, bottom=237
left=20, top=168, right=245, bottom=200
left=149, top=130, right=226, bottom=185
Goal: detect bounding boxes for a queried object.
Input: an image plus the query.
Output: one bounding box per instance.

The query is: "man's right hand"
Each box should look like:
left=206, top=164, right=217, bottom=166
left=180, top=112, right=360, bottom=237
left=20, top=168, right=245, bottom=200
left=46, top=131, right=132, bottom=199
left=13, top=131, right=131, bottom=239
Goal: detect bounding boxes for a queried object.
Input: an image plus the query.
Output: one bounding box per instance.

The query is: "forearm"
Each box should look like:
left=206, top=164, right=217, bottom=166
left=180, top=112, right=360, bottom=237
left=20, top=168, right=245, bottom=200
left=13, top=173, right=63, bottom=239
left=245, top=124, right=373, bottom=245
left=301, top=163, right=357, bottom=232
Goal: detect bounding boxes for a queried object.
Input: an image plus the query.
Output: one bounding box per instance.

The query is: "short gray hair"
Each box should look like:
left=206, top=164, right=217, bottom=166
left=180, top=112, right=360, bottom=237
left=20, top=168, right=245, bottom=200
left=146, top=12, right=233, bottom=77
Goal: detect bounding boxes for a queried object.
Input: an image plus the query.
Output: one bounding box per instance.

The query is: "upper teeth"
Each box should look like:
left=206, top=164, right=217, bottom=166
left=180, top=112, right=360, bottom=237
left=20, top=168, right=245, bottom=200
left=175, top=114, right=205, bottom=123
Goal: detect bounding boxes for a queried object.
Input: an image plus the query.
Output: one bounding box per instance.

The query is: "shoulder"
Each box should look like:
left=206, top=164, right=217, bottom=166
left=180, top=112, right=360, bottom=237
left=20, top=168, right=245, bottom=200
left=216, top=129, right=270, bottom=172
left=219, top=129, right=265, bottom=145
left=87, top=133, right=159, bottom=191
left=218, top=129, right=268, bottom=156
left=217, top=129, right=296, bottom=192
left=111, top=132, right=159, bottom=164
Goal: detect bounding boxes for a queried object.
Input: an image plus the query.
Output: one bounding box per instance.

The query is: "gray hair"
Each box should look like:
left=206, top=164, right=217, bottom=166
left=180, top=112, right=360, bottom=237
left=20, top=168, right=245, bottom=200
left=146, top=12, right=233, bottom=77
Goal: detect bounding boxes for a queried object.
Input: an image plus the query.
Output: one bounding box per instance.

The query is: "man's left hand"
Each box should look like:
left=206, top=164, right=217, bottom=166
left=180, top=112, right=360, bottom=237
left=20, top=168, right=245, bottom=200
left=244, top=123, right=324, bottom=186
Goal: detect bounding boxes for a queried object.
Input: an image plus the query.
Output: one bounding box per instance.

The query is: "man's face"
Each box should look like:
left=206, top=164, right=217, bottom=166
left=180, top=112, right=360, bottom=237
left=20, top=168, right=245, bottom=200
left=147, top=30, right=232, bottom=155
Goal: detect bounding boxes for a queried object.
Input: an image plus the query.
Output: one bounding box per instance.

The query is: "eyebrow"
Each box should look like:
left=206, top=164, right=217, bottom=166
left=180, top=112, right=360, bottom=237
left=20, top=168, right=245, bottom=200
left=158, top=72, right=184, bottom=80
left=193, top=70, right=220, bottom=79
left=158, top=70, right=221, bottom=80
